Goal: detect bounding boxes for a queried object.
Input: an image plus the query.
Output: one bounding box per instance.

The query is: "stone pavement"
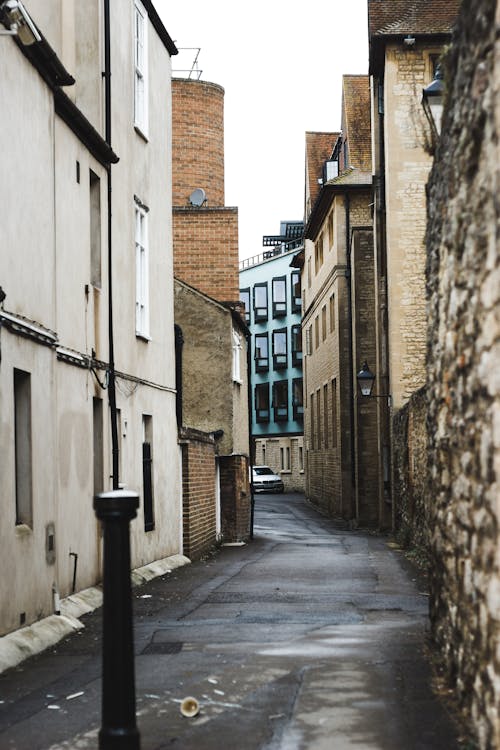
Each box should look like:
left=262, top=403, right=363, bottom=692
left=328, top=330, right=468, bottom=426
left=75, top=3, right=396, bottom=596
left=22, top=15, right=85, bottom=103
left=0, top=493, right=464, bottom=749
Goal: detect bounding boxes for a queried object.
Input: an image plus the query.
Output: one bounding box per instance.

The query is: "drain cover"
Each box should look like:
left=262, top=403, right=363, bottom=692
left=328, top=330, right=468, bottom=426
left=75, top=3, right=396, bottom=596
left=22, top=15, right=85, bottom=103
left=142, top=641, right=183, bottom=655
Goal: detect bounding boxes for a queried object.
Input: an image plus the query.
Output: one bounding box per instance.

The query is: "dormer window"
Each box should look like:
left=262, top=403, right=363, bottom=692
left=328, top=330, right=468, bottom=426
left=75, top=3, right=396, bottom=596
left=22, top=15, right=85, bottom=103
left=323, top=159, right=338, bottom=182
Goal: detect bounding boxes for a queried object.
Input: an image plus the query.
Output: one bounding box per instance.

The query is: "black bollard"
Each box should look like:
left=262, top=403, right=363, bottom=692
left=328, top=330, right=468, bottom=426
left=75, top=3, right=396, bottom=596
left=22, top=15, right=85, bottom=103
left=93, top=490, right=141, bottom=750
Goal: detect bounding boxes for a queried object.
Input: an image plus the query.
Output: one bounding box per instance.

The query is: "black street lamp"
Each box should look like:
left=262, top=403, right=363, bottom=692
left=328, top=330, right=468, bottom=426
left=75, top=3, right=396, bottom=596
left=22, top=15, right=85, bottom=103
left=422, top=65, right=444, bottom=138
left=357, top=361, right=376, bottom=397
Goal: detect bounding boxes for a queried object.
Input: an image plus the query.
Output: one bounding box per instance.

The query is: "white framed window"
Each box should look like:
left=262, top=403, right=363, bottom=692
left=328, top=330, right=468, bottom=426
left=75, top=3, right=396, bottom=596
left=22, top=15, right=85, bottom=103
left=134, top=0, right=148, bottom=134
left=232, top=330, right=242, bottom=383
left=135, top=202, right=149, bottom=338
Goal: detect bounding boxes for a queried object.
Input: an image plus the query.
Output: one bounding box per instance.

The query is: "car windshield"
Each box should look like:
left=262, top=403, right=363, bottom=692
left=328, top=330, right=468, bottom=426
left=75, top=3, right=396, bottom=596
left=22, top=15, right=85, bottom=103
left=253, top=467, right=274, bottom=476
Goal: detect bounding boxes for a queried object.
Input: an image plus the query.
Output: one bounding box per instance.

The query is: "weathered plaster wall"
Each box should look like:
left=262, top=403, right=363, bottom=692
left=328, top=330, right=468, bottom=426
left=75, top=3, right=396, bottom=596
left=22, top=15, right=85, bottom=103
left=426, top=1, right=500, bottom=746
left=0, top=5, right=181, bottom=635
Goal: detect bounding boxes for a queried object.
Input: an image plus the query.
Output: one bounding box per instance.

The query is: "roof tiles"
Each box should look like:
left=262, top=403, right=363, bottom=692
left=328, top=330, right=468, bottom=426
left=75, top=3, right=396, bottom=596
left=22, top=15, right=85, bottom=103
left=305, top=131, right=340, bottom=209
left=342, top=75, right=371, bottom=173
left=368, top=0, right=460, bottom=37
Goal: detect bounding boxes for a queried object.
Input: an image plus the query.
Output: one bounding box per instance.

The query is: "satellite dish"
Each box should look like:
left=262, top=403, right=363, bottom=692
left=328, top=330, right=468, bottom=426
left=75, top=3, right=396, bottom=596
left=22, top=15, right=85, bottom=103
left=189, top=188, right=206, bottom=207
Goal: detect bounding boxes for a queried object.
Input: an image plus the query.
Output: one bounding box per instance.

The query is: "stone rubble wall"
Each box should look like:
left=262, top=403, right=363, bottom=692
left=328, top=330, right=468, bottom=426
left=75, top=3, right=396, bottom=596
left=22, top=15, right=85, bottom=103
left=392, top=387, right=430, bottom=555
left=425, top=1, right=500, bottom=746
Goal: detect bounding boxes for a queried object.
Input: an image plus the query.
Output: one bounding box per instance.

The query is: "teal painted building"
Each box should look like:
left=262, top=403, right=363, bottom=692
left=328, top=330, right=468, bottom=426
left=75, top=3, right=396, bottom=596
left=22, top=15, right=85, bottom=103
left=239, top=223, right=304, bottom=489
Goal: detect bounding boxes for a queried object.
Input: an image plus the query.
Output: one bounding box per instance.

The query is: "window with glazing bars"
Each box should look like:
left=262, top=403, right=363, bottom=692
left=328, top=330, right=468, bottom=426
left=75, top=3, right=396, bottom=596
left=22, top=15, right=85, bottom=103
left=135, top=202, right=149, bottom=337
left=253, top=283, right=268, bottom=321
left=134, top=0, right=148, bottom=133
left=254, top=333, right=269, bottom=372
left=273, top=380, right=288, bottom=422
left=272, top=276, right=287, bottom=317
left=291, top=325, right=302, bottom=367
left=272, top=329, right=287, bottom=370
left=291, top=271, right=301, bottom=313
left=240, top=288, right=251, bottom=323
left=292, top=378, right=303, bottom=421
left=255, top=382, right=270, bottom=422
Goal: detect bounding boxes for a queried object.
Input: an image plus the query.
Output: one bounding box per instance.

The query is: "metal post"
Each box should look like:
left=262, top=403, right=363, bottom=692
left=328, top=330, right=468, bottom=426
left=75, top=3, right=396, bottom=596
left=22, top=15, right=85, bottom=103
left=93, top=490, right=140, bottom=750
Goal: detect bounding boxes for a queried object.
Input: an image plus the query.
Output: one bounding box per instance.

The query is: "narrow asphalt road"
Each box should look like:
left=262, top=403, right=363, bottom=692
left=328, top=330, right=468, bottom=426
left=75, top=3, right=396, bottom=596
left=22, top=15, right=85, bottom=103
left=0, top=492, right=462, bottom=749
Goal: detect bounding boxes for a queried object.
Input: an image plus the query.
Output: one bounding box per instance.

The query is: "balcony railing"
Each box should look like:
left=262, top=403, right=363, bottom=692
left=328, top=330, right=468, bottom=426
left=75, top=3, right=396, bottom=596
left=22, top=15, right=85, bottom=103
left=239, top=238, right=303, bottom=271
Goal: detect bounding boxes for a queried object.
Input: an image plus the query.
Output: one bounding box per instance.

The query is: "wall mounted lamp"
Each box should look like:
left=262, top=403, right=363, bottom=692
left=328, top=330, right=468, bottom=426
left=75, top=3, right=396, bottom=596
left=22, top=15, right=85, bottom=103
left=0, top=0, right=41, bottom=45
left=422, top=64, right=444, bottom=138
left=357, top=361, right=376, bottom=397
left=356, top=361, right=392, bottom=405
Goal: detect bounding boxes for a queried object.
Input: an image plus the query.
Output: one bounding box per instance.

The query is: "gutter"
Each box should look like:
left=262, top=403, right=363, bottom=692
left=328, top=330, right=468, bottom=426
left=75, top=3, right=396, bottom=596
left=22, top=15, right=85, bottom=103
left=54, top=89, right=118, bottom=167
left=345, top=195, right=356, bottom=510
left=304, top=179, right=372, bottom=242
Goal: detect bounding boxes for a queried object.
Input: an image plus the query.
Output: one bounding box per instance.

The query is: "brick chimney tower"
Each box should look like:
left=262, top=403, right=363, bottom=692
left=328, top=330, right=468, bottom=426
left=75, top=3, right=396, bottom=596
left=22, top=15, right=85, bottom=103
left=171, top=78, right=239, bottom=304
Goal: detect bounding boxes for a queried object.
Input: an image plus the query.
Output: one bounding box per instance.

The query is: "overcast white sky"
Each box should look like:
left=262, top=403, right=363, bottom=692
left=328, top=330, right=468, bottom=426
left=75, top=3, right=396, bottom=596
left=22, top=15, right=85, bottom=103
left=155, top=1, right=369, bottom=260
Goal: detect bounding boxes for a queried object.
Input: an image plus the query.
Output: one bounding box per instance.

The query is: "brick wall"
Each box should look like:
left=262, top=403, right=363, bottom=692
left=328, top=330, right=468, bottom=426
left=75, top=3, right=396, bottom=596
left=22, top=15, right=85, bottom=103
left=173, top=206, right=239, bottom=303
left=352, top=228, right=383, bottom=526
left=219, top=454, right=250, bottom=542
left=180, top=428, right=217, bottom=561
left=303, top=195, right=375, bottom=523
left=172, top=79, right=225, bottom=207
left=304, top=273, right=353, bottom=519
left=426, top=1, right=500, bottom=746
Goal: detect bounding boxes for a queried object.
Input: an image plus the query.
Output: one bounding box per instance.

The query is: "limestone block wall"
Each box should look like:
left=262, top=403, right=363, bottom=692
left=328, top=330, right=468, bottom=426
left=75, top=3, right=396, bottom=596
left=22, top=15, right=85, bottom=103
left=426, top=1, right=500, bottom=746
left=384, top=44, right=437, bottom=409
left=254, top=437, right=305, bottom=493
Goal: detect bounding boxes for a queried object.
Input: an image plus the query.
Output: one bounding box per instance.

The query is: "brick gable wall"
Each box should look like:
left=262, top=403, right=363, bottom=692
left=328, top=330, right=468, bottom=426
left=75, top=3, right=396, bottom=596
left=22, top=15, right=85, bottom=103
left=173, top=206, right=239, bottom=303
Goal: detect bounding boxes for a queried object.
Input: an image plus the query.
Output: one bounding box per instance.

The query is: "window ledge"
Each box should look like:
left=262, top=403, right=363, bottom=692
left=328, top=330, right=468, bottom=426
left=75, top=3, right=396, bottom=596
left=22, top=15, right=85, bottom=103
left=280, top=470, right=291, bottom=475
left=15, top=524, right=32, bottom=537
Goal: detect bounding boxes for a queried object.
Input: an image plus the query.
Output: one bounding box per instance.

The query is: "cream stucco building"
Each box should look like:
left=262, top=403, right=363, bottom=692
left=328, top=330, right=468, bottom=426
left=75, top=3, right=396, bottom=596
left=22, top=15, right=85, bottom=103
left=0, top=0, right=181, bottom=636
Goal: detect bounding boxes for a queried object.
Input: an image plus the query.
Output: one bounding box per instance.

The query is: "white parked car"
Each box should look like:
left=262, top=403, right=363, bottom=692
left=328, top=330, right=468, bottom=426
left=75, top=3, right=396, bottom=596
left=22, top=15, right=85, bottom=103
left=252, top=465, right=284, bottom=493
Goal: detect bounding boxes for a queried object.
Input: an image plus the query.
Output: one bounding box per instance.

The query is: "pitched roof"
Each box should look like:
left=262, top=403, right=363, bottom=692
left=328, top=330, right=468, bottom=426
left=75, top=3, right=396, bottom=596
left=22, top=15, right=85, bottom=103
left=327, top=168, right=372, bottom=187
left=342, top=75, right=371, bottom=173
left=305, top=131, right=340, bottom=209
left=368, top=0, right=460, bottom=37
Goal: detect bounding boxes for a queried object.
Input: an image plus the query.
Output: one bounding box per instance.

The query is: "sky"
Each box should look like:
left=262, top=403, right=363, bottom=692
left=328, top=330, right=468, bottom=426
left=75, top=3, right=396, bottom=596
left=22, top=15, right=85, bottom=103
left=154, top=1, right=369, bottom=261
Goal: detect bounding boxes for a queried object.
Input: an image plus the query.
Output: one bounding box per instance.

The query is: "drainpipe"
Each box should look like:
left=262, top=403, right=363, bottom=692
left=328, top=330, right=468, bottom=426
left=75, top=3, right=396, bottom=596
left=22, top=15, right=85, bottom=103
left=376, top=76, right=393, bottom=529
left=174, top=324, right=183, bottom=429
left=345, top=193, right=356, bottom=517
left=103, top=0, right=119, bottom=489
left=246, top=330, right=255, bottom=539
